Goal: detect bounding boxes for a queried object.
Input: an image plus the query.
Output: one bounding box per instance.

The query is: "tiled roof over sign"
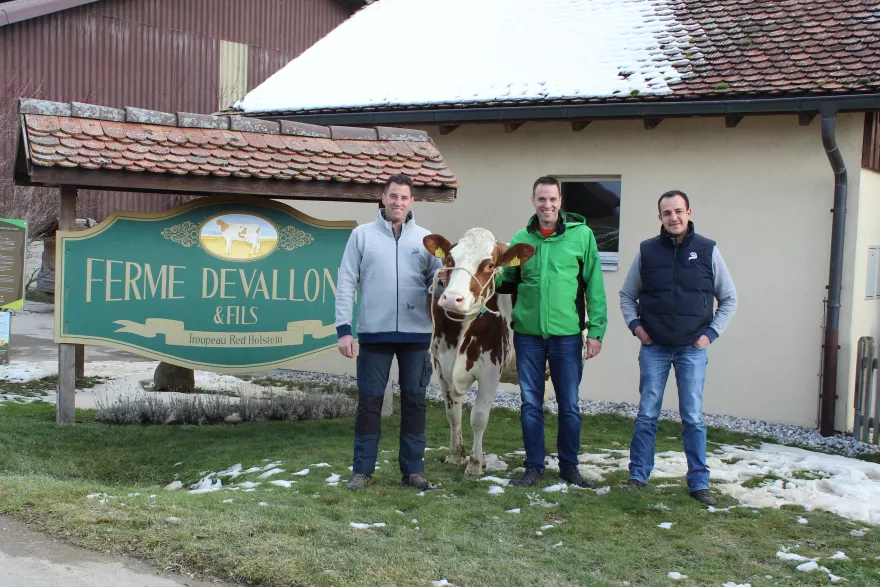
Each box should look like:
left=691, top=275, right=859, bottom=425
left=18, top=99, right=459, bottom=189
left=236, top=0, right=880, bottom=116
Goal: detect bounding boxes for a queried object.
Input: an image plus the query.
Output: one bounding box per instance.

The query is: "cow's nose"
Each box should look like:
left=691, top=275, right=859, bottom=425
left=439, top=290, right=465, bottom=308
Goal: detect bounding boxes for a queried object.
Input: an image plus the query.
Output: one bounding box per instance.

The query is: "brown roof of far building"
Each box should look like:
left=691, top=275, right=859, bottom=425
left=18, top=99, right=458, bottom=190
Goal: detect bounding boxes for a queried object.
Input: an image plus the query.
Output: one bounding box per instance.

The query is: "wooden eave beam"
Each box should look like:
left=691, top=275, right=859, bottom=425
left=502, top=122, right=523, bottom=133
left=725, top=114, right=744, bottom=128
left=799, top=112, right=818, bottom=126
left=23, top=167, right=457, bottom=203
left=643, top=117, right=664, bottom=130
left=571, top=120, right=591, bottom=132
left=438, top=124, right=460, bottom=135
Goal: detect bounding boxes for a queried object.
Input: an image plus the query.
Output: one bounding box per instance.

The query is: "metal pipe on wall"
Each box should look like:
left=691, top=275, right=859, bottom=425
left=819, top=107, right=848, bottom=437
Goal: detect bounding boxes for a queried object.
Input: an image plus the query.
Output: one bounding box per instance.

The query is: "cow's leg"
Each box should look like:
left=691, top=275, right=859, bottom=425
left=443, top=388, right=466, bottom=466
left=465, top=369, right=499, bottom=476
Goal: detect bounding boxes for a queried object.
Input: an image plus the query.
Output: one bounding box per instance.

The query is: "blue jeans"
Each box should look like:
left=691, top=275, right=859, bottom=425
left=629, top=343, right=709, bottom=491
left=514, top=333, right=583, bottom=473
left=353, top=343, right=431, bottom=476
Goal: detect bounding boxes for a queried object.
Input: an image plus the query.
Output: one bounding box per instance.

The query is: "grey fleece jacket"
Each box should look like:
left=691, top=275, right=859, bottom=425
left=335, top=209, right=442, bottom=344
left=619, top=246, right=738, bottom=343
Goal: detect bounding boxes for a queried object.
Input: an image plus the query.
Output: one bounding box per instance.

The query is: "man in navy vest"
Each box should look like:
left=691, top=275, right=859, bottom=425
left=619, top=190, right=737, bottom=505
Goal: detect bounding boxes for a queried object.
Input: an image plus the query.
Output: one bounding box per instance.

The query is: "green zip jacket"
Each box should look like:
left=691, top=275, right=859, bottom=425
left=497, top=212, right=608, bottom=341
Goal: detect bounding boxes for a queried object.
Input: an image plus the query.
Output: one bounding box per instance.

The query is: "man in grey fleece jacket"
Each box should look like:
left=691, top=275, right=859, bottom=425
left=619, top=190, right=737, bottom=506
left=335, top=173, right=442, bottom=491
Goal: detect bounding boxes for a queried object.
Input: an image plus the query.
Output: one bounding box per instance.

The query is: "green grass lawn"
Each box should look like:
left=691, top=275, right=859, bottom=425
left=1, top=399, right=878, bottom=586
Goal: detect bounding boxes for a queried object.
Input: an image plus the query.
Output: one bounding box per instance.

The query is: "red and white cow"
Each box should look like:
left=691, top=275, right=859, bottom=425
left=216, top=219, right=262, bottom=256
left=423, top=228, right=536, bottom=476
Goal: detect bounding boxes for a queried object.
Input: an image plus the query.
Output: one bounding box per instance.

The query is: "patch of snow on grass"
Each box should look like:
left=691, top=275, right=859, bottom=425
left=291, top=468, right=310, bottom=476
left=667, top=572, right=687, bottom=580
left=488, top=486, right=504, bottom=495
left=270, top=480, right=294, bottom=488
left=657, top=522, right=673, bottom=529
left=258, top=468, right=284, bottom=478
left=350, top=522, right=385, bottom=529
left=189, top=476, right=223, bottom=494
left=165, top=481, right=183, bottom=491
left=479, top=476, right=510, bottom=486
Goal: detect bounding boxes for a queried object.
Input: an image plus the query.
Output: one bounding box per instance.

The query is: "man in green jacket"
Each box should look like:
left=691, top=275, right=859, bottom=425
left=500, top=176, right=608, bottom=488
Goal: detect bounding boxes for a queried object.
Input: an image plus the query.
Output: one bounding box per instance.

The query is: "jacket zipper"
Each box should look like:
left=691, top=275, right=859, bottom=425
left=395, top=223, right=400, bottom=332
left=541, top=234, right=550, bottom=336
left=671, top=239, right=678, bottom=328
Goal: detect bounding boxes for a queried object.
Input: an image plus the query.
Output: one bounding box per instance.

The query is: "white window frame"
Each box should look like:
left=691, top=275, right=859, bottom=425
left=867, top=246, right=880, bottom=299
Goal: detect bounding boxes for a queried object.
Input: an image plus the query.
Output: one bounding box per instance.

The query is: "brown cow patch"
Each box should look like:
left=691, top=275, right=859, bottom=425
left=462, top=296, right=510, bottom=372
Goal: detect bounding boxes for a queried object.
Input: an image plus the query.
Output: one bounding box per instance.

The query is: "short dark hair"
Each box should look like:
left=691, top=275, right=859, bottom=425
left=532, top=175, right=561, bottom=196
left=384, top=173, right=414, bottom=193
left=658, top=190, right=690, bottom=212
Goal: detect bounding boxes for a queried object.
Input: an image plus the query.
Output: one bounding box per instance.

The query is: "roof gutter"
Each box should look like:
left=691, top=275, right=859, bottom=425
left=819, top=106, right=849, bottom=437
left=252, top=94, right=880, bottom=126
left=0, top=0, right=101, bottom=28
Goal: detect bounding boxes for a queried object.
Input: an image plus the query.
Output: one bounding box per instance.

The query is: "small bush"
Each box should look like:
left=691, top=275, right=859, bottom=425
left=95, top=390, right=355, bottom=426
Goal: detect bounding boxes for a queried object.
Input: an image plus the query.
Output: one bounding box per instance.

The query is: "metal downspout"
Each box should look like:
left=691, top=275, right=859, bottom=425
left=819, top=107, right=848, bottom=437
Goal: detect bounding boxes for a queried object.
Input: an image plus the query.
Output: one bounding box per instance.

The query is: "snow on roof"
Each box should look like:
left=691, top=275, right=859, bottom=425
left=237, top=0, right=698, bottom=114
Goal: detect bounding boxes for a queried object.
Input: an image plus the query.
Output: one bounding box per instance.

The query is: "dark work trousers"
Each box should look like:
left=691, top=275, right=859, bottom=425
left=352, top=342, right=432, bottom=476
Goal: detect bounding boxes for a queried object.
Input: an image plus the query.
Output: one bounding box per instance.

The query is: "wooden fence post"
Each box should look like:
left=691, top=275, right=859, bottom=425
left=56, top=186, right=77, bottom=425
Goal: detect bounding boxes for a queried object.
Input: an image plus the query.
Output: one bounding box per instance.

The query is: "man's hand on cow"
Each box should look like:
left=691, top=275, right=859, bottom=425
left=338, top=335, right=356, bottom=358
left=438, top=269, right=449, bottom=287
left=694, top=334, right=711, bottom=350
left=634, top=326, right=653, bottom=345
left=585, top=337, right=602, bottom=359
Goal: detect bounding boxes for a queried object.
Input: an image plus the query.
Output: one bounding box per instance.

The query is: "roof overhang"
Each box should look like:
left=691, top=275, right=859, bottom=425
left=13, top=99, right=458, bottom=203
left=0, top=0, right=366, bottom=27
left=0, top=0, right=100, bottom=27
left=252, top=94, right=880, bottom=128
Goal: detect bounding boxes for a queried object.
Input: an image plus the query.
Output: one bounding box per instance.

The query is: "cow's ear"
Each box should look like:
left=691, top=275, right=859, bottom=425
left=499, top=243, right=535, bottom=268
left=423, top=234, right=453, bottom=259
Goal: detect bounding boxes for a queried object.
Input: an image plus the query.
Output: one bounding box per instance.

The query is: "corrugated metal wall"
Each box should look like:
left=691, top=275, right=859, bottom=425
left=0, top=0, right=352, bottom=221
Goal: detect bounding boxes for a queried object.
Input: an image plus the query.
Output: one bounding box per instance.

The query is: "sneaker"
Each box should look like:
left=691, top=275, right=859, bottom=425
left=344, top=473, right=374, bottom=491
left=623, top=478, right=648, bottom=491
left=689, top=489, right=717, bottom=506
left=401, top=473, right=434, bottom=491
left=560, top=468, right=597, bottom=489
left=510, top=467, right=543, bottom=488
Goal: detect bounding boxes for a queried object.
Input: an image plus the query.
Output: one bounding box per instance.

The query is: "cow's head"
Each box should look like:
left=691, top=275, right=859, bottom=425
left=424, top=228, right=535, bottom=314
left=216, top=219, right=230, bottom=232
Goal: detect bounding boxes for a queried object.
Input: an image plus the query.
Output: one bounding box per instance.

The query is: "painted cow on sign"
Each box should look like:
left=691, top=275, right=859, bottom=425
left=423, top=228, right=536, bottom=476
left=216, top=219, right=261, bottom=256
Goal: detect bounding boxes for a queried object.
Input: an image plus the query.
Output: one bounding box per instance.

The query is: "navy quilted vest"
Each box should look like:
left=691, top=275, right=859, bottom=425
left=639, top=222, right=715, bottom=346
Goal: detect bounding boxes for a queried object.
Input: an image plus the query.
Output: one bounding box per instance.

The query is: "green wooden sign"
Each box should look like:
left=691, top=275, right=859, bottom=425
left=56, top=198, right=355, bottom=372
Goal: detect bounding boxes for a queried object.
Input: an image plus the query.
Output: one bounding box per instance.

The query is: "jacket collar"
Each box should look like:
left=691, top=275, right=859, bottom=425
left=527, top=211, right=567, bottom=236
left=660, top=220, right=696, bottom=247
left=375, top=208, right=415, bottom=236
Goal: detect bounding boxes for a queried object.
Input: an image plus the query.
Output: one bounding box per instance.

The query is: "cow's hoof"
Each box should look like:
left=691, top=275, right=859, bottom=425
left=444, top=454, right=466, bottom=466
left=464, top=460, right=484, bottom=477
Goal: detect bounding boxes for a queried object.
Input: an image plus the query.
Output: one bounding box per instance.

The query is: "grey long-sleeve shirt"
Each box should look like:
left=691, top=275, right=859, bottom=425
left=619, top=246, right=737, bottom=342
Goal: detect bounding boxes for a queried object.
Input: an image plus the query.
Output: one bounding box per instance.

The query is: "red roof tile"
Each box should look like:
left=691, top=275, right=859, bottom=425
left=20, top=105, right=458, bottom=190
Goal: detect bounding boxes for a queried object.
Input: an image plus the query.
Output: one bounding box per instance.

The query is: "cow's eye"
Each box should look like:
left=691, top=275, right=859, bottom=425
left=487, top=263, right=495, bottom=269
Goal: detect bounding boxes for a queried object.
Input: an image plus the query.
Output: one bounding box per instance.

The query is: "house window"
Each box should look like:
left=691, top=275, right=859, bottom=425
left=867, top=246, right=880, bottom=299
left=219, top=40, right=248, bottom=111
left=558, top=177, right=621, bottom=271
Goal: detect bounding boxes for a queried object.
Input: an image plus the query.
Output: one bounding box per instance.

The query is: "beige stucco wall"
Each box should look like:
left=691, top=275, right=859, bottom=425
left=287, top=113, right=866, bottom=429
left=841, top=168, right=880, bottom=432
